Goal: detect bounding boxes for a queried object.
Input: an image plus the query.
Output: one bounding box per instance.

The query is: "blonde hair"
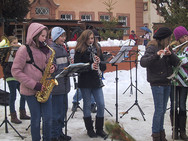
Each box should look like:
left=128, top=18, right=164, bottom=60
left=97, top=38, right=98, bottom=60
left=8, top=36, right=18, bottom=44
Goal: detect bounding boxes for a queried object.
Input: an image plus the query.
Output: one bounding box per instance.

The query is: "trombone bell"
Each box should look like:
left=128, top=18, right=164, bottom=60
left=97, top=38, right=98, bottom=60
left=0, top=36, right=10, bottom=48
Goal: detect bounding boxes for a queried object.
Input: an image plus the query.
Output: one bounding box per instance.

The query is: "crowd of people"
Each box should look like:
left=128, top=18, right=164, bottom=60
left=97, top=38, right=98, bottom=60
left=0, top=22, right=187, bottom=141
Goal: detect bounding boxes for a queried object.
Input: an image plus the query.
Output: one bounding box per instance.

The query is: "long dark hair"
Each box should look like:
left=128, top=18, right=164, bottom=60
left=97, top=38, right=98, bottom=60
left=33, top=28, right=48, bottom=48
left=75, top=29, right=101, bottom=56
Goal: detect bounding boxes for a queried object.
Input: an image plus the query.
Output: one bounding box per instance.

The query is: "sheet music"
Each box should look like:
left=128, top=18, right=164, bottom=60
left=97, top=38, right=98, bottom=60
left=55, top=63, right=90, bottom=78
left=109, top=46, right=133, bottom=64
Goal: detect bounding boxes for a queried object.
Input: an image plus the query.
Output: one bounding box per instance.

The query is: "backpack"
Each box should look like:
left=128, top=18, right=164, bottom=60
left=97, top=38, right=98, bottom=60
left=25, top=44, right=43, bottom=73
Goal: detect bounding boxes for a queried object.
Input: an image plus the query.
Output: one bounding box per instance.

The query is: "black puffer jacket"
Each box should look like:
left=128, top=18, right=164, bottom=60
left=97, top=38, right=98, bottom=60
left=74, top=45, right=106, bottom=88
left=140, top=40, right=180, bottom=86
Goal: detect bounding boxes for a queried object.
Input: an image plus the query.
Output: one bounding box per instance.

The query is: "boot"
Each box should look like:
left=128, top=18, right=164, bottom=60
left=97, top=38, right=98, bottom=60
left=60, top=132, right=71, bottom=141
left=91, top=103, right=97, bottom=113
left=170, top=111, right=179, bottom=139
left=151, top=133, right=160, bottom=141
left=10, top=112, right=22, bottom=124
left=95, top=116, right=108, bottom=138
left=20, top=109, right=30, bottom=120
left=179, top=111, right=188, bottom=140
left=160, top=130, right=167, bottom=141
left=83, top=116, right=97, bottom=138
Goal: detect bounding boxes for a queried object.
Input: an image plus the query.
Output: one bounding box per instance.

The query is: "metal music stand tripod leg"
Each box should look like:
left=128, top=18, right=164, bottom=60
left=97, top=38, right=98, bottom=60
left=111, top=64, right=119, bottom=123
left=67, top=82, right=83, bottom=122
left=122, top=52, right=143, bottom=95
left=122, top=57, right=134, bottom=95
left=0, top=76, right=24, bottom=140
left=104, top=107, right=113, bottom=117
left=120, top=57, right=146, bottom=121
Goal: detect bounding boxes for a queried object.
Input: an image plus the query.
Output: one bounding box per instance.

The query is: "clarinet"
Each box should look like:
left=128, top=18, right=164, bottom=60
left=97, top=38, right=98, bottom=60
left=89, top=44, right=104, bottom=87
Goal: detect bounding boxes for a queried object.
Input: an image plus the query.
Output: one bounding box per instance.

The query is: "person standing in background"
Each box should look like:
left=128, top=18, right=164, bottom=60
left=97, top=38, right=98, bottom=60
left=129, top=30, right=138, bottom=45
left=140, top=27, right=180, bottom=141
left=71, top=88, right=97, bottom=113
left=2, top=36, right=30, bottom=124
left=12, top=23, right=55, bottom=141
left=169, top=26, right=188, bottom=140
left=50, top=27, right=71, bottom=141
left=141, top=31, right=151, bottom=47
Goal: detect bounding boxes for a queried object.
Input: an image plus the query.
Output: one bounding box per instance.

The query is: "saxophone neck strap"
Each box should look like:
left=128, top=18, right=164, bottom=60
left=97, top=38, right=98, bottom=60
left=25, top=44, right=43, bottom=73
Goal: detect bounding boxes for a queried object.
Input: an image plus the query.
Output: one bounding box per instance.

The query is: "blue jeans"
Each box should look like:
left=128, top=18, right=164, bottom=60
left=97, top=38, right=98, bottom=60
left=80, top=88, right=105, bottom=117
left=7, top=80, right=26, bottom=113
left=170, top=86, right=188, bottom=112
left=144, top=39, right=148, bottom=46
left=72, top=88, right=96, bottom=104
left=25, top=95, right=52, bottom=141
left=151, top=86, right=170, bottom=133
left=51, top=94, right=68, bottom=138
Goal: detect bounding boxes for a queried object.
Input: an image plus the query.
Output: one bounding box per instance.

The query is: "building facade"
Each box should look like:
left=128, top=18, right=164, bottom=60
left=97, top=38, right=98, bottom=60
left=1, top=0, right=145, bottom=44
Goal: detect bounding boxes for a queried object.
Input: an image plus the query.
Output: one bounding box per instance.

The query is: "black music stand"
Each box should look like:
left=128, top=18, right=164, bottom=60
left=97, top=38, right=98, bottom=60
left=120, top=49, right=146, bottom=121
left=55, top=63, right=90, bottom=79
left=55, top=62, right=90, bottom=140
left=109, top=45, right=133, bottom=123
left=122, top=50, right=143, bottom=95
left=0, top=47, right=24, bottom=139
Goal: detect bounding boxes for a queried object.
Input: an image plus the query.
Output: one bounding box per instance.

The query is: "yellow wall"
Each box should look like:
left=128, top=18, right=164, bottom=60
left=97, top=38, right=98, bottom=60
left=53, top=0, right=137, bottom=31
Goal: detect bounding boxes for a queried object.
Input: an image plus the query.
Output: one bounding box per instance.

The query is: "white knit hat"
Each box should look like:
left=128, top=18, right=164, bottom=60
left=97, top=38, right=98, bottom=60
left=51, top=27, right=65, bottom=41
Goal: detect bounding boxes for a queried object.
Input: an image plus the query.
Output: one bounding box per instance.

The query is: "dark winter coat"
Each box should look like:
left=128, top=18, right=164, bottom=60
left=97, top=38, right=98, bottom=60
left=2, top=62, right=13, bottom=78
left=3, top=49, right=17, bottom=79
left=140, top=40, right=180, bottom=86
left=74, top=45, right=106, bottom=88
left=50, top=42, right=70, bottom=95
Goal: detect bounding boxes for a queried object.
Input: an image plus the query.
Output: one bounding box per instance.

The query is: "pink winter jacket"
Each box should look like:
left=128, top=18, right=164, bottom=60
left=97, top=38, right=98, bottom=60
left=11, top=23, right=50, bottom=96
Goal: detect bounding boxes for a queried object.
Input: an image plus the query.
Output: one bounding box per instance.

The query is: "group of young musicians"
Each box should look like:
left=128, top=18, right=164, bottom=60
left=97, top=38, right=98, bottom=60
left=1, top=22, right=187, bottom=141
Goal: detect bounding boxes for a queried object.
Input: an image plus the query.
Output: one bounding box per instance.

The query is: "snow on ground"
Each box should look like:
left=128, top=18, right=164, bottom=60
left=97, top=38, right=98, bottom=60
left=0, top=42, right=187, bottom=141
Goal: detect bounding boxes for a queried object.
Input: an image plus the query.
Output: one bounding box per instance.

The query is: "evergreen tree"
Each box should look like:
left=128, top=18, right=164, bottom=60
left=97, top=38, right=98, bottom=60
left=99, top=0, right=124, bottom=40
left=151, top=0, right=188, bottom=29
left=0, top=0, right=30, bottom=35
left=0, top=0, right=30, bottom=21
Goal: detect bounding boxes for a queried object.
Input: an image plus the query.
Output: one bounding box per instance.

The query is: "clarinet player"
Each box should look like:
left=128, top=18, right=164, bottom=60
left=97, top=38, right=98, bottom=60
left=74, top=29, right=107, bottom=139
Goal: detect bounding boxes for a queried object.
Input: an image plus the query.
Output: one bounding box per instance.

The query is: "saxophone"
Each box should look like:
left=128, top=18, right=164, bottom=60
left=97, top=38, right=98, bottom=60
left=35, top=42, right=58, bottom=103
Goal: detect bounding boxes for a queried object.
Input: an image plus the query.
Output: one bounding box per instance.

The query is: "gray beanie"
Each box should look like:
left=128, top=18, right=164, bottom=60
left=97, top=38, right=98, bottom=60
left=51, top=27, right=65, bottom=41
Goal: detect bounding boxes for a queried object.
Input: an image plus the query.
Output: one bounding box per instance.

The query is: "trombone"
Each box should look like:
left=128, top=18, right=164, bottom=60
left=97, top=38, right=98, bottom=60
left=0, top=36, right=10, bottom=48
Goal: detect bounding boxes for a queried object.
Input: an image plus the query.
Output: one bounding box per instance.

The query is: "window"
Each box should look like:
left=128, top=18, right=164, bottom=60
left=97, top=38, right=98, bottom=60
left=118, top=16, right=127, bottom=25
left=144, top=2, right=148, bottom=11
left=35, top=7, right=49, bottom=15
left=61, top=14, right=72, bottom=20
left=100, top=15, right=110, bottom=21
left=81, top=15, right=91, bottom=21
